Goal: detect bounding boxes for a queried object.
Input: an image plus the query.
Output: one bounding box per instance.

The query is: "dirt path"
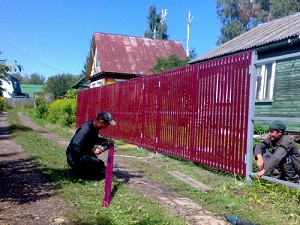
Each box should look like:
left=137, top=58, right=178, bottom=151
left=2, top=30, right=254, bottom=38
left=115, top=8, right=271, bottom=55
left=0, top=113, right=68, bottom=225
left=2, top=113, right=229, bottom=225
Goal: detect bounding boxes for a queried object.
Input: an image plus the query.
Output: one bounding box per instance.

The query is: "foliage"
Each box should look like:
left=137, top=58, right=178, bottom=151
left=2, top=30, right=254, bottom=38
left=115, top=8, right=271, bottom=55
left=15, top=73, right=45, bottom=84
left=144, top=5, right=169, bottom=39
left=27, top=73, right=45, bottom=84
left=0, top=53, right=23, bottom=96
left=65, top=89, right=78, bottom=99
left=0, top=96, right=6, bottom=112
left=188, top=48, right=197, bottom=61
left=47, top=99, right=77, bottom=127
left=34, top=97, right=48, bottom=119
left=81, top=51, right=90, bottom=76
left=216, top=0, right=300, bottom=45
left=43, top=73, right=80, bottom=98
left=149, top=54, right=189, bottom=73
left=254, top=122, right=269, bottom=135
left=8, top=72, right=45, bottom=84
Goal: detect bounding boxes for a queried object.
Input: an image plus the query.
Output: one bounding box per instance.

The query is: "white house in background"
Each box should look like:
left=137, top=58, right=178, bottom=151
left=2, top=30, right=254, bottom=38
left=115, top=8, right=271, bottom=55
left=1, top=75, right=28, bottom=98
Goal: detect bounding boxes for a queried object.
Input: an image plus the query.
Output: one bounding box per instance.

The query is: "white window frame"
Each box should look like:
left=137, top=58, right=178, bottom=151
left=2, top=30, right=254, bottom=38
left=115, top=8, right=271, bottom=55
left=255, top=62, right=276, bottom=102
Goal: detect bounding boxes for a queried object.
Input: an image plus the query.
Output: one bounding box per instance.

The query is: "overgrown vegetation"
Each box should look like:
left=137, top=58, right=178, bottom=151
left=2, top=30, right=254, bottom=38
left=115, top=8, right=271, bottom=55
left=9, top=109, right=300, bottom=225
left=47, top=99, right=76, bottom=127
left=33, top=95, right=77, bottom=127
left=254, top=122, right=268, bottom=135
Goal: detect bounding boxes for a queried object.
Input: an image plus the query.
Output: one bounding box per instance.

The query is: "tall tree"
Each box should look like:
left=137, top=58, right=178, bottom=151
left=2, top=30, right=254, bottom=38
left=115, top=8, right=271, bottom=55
left=43, top=73, right=80, bottom=98
left=144, top=5, right=169, bottom=39
left=216, top=0, right=300, bottom=45
left=81, top=53, right=90, bottom=76
left=29, top=73, right=45, bottom=85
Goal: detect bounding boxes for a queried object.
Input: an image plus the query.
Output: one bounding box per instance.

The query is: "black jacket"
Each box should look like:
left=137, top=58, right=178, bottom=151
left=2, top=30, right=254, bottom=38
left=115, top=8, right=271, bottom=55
left=66, top=120, right=107, bottom=166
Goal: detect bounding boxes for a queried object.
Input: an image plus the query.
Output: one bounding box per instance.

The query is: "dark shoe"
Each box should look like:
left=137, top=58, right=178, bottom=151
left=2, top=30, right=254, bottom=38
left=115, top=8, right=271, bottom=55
left=70, top=169, right=79, bottom=179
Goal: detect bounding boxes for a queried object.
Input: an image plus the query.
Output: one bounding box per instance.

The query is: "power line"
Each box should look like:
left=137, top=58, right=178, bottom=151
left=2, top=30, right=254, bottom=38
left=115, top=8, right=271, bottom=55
left=0, top=36, right=70, bottom=74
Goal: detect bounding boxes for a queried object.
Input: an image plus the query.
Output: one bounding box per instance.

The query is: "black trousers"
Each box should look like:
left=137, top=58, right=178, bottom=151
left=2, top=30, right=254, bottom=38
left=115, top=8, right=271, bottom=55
left=73, top=155, right=106, bottom=180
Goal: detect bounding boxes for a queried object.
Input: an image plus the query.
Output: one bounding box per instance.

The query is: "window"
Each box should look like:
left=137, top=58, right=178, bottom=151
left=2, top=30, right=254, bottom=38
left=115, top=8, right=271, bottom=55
left=255, top=62, right=276, bottom=102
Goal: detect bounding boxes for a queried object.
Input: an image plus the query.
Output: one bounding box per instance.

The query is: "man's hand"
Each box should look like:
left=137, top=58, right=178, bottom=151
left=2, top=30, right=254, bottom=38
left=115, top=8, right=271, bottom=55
left=107, top=139, right=116, bottom=146
left=256, top=154, right=264, bottom=170
left=93, top=145, right=101, bottom=155
left=256, top=169, right=265, bottom=178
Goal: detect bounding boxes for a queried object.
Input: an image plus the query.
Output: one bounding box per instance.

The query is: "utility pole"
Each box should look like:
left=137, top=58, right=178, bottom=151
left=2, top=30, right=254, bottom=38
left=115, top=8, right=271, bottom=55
left=186, top=10, right=194, bottom=57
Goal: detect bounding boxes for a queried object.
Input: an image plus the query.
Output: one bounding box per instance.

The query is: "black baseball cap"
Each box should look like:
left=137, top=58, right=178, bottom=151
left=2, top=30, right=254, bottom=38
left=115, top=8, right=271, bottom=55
left=97, top=112, right=116, bottom=125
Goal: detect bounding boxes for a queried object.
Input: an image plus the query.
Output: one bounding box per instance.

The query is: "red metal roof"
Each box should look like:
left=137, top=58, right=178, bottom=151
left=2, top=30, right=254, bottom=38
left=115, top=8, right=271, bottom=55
left=93, top=32, right=186, bottom=76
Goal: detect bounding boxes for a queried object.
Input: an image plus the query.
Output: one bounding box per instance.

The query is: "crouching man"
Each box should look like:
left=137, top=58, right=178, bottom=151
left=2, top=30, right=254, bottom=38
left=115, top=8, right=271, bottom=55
left=254, top=120, right=300, bottom=182
left=66, top=112, right=116, bottom=180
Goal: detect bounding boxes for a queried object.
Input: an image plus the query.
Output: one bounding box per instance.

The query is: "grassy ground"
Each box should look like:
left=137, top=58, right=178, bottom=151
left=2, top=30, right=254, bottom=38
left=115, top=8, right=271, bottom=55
left=6, top=108, right=300, bottom=225
left=7, top=111, right=185, bottom=225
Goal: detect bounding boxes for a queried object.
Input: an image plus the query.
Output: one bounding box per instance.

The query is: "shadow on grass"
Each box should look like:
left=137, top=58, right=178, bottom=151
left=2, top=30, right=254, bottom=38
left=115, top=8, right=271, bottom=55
left=0, top=123, right=33, bottom=141
left=7, top=124, right=33, bottom=133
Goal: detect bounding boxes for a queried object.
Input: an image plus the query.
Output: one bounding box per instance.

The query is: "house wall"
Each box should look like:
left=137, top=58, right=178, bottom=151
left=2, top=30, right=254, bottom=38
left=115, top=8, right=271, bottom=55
left=255, top=57, right=300, bottom=131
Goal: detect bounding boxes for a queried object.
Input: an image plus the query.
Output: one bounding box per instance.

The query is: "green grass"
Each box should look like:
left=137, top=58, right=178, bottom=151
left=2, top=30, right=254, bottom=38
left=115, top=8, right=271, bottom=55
left=7, top=108, right=300, bottom=225
left=7, top=111, right=185, bottom=225
left=115, top=149, right=300, bottom=224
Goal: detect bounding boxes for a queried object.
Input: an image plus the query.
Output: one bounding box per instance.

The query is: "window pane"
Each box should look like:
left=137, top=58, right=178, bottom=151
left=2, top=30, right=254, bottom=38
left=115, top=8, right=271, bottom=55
left=255, top=66, right=262, bottom=100
left=265, top=64, right=272, bottom=100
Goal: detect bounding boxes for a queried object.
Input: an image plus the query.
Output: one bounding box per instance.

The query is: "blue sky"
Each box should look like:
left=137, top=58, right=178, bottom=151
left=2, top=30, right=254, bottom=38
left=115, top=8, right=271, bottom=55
left=0, top=0, right=221, bottom=79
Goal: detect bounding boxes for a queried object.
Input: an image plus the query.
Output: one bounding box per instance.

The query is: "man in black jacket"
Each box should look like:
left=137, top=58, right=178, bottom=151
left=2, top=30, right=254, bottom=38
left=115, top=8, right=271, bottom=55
left=254, top=120, right=300, bottom=181
left=66, top=112, right=116, bottom=180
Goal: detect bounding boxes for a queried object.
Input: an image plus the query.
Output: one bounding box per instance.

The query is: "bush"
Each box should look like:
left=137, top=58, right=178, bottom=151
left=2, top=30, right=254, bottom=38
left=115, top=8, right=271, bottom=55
left=254, top=122, right=268, bottom=135
left=0, top=96, right=6, bottom=112
left=65, top=89, right=78, bottom=99
left=47, top=98, right=76, bottom=127
left=34, top=97, right=48, bottom=119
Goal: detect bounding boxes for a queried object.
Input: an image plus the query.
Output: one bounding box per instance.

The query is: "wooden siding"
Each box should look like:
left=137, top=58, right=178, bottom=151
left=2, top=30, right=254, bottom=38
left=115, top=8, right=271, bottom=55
left=255, top=57, right=300, bottom=131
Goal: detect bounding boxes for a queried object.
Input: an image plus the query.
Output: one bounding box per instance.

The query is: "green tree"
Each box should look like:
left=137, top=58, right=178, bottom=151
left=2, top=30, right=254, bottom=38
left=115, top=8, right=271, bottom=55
left=188, top=48, right=197, bottom=61
left=43, top=73, right=80, bottom=98
left=144, top=5, right=169, bottom=39
left=29, top=73, right=45, bottom=84
left=149, top=54, right=189, bottom=73
left=269, top=0, right=300, bottom=19
left=216, top=0, right=300, bottom=45
left=81, top=53, right=90, bottom=76
left=216, top=0, right=255, bottom=45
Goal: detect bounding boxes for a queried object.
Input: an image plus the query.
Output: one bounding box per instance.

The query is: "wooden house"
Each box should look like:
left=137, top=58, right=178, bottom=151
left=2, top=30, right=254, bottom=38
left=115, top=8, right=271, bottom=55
left=190, top=13, right=300, bottom=128
left=86, top=32, right=186, bottom=88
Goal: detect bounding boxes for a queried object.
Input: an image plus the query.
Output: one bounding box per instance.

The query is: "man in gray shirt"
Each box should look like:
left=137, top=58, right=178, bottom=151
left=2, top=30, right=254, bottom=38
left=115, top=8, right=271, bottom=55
left=254, top=121, right=300, bottom=181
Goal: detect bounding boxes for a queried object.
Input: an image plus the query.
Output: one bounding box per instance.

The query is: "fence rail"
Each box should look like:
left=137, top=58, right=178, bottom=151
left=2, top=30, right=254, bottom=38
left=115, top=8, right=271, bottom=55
left=76, top=51, right=252, bottom=176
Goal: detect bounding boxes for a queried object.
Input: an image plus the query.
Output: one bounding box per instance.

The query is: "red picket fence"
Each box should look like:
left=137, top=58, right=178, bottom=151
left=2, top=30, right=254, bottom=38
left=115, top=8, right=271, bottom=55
left=76, top=51, right=252, bottom=176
